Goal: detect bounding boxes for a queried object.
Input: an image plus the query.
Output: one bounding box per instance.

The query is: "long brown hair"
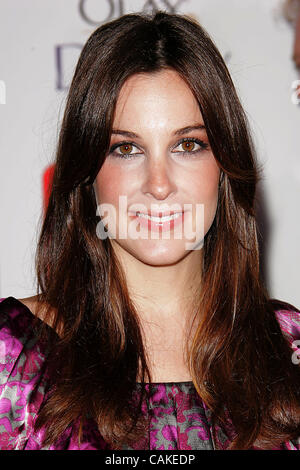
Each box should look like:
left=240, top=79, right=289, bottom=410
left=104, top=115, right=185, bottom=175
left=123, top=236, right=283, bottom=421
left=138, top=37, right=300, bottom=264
left=33, top=11, right=300, bottom=449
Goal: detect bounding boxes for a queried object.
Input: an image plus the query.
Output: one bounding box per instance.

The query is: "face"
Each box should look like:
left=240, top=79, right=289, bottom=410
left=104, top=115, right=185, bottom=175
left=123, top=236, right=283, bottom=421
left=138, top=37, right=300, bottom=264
left=94, top=68, right=220, bottom=266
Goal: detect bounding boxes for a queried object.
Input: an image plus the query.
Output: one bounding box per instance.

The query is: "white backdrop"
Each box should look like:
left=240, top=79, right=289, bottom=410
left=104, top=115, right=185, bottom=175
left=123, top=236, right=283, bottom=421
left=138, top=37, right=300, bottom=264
left=0, top=0, right=299, bottom=307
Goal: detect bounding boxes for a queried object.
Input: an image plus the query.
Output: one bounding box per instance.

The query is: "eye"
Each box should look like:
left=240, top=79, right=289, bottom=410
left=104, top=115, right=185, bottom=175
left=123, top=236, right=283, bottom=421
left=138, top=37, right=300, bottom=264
left=173, top=138, right=209, bottom=155
left=108, top=142, right=142, bottom=159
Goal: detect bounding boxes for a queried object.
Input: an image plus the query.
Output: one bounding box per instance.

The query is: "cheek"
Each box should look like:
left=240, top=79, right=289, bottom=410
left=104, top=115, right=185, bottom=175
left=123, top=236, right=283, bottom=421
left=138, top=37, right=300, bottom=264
left=94, top=164, right=131, bottom=205
left=191, top=162, right=220, bottom=204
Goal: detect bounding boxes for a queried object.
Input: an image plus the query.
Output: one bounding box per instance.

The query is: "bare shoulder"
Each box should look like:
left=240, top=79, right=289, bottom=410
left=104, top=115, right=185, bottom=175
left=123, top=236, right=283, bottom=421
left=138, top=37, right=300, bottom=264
left=17, top=295, right=40, bottom=314
left=17, top=295, right=58, bottom=332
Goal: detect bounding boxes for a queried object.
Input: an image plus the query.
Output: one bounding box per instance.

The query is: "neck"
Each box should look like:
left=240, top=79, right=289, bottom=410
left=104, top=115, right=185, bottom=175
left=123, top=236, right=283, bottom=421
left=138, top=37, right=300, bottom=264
left=111, top=241, right=203, bottom=324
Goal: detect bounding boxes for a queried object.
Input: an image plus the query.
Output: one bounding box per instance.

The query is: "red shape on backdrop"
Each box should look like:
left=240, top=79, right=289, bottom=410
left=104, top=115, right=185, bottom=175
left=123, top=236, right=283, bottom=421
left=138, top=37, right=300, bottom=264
left=43, top=164, right=55, bottom=215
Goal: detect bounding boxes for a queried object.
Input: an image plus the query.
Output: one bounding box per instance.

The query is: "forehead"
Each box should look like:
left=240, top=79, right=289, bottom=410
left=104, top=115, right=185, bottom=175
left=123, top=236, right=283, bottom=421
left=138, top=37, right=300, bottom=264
left=113, top=69, right=202, bottom=128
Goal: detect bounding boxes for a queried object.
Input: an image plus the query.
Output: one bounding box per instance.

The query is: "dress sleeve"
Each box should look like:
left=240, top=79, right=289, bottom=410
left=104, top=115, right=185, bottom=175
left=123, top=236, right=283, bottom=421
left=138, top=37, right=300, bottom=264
left=275, top=306, right=300, bottom=450
left=0, top=297, right=49, bottom=450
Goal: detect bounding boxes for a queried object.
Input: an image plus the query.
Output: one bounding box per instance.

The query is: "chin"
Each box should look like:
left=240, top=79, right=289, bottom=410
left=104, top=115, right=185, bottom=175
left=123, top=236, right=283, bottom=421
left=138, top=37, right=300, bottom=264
left=113, top=238, right=196, bottom=266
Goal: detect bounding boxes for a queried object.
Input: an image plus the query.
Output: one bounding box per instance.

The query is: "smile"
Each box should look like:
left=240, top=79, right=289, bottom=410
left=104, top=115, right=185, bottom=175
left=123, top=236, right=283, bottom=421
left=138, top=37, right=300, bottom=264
left=129, top=211, right=185, bottom=232
left=136, top=212, right=182, bottom=223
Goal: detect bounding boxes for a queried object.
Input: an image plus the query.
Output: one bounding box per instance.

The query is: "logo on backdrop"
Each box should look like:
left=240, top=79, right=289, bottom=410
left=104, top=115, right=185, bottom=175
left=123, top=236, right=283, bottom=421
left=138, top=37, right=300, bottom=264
left=78, top=0, right=187, bottom=25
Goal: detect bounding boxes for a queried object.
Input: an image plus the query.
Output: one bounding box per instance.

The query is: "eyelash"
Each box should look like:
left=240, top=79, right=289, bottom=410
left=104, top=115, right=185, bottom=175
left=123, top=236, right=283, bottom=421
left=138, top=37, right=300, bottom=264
left=108, top=137, right=209, bottom=160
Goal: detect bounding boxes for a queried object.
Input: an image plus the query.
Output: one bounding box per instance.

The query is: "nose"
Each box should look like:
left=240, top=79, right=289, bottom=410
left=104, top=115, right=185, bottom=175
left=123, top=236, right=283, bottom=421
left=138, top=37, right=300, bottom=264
left=141, top=156, right=176, bottom=201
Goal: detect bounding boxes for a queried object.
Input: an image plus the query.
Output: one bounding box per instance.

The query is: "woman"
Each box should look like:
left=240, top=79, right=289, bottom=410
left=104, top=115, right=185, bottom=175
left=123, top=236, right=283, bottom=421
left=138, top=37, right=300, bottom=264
left=0, top=11, right=299, bottom=451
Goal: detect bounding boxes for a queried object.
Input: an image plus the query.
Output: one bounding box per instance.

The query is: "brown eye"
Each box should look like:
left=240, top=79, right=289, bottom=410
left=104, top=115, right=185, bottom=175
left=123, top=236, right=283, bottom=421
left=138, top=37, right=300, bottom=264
left=173, top=138, right=208, bottom=156
left=181, top=141, right=195, bottom=151
left=119, top=144, right=133, bottom=154
left=109, top=142, right=142, bottom=159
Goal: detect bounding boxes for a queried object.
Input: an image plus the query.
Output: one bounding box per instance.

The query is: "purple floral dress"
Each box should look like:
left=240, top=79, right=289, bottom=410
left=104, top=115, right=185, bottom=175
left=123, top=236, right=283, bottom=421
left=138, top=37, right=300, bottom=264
left=0, top=296, right=299, bottom=450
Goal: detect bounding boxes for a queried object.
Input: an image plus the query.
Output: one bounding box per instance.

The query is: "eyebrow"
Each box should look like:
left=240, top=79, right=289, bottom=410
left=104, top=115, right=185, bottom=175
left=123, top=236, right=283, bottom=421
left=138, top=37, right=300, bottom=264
left=111, top=124, right=206, bottom=139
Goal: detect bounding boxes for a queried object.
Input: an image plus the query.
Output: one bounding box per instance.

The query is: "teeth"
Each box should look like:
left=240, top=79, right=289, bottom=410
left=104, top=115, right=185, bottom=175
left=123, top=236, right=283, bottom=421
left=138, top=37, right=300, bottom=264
left=136, top=212, right=182, bottom=222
